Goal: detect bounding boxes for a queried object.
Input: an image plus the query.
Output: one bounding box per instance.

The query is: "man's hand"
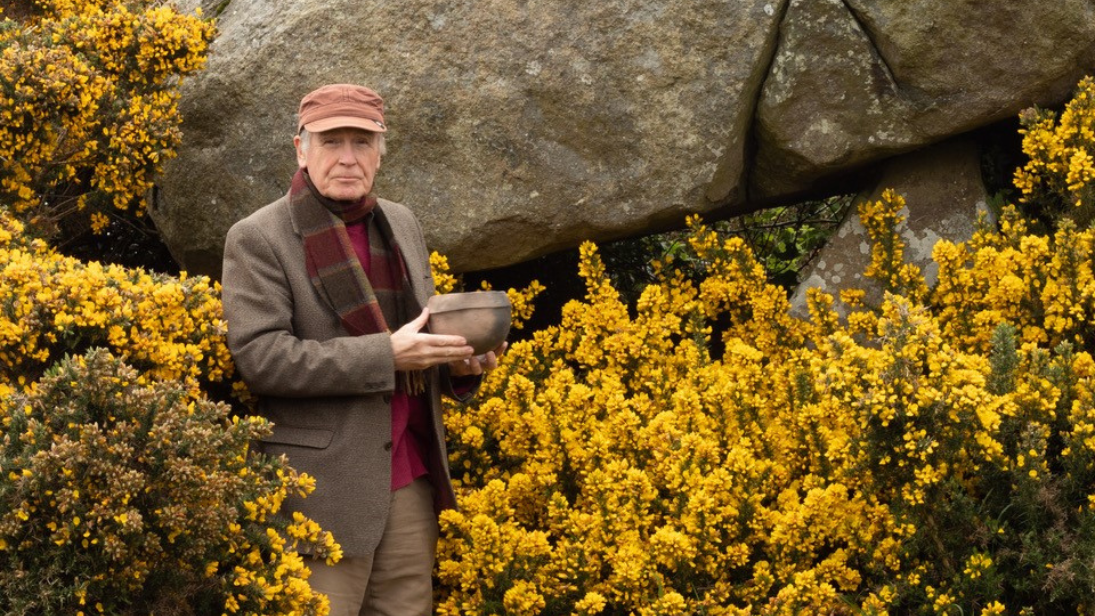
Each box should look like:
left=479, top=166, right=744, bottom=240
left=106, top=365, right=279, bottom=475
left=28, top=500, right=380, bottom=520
left=391, top=308, right=474, bottom=371
left=449, top=341, right=508, bottom=377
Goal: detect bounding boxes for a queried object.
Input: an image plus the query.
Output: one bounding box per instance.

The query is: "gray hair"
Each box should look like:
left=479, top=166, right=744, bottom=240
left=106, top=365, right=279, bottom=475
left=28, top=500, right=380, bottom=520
left=298, top=128, right=387, bottom=156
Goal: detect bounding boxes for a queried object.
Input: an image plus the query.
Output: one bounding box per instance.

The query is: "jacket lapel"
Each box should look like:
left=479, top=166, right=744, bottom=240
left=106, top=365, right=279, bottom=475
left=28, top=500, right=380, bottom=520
left=375, top=200, right=432, bottom=308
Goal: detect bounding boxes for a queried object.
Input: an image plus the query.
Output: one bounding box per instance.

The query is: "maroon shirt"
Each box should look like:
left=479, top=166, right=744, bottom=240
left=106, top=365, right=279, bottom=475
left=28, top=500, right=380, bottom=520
left=346, top=221, right=430, bottom=491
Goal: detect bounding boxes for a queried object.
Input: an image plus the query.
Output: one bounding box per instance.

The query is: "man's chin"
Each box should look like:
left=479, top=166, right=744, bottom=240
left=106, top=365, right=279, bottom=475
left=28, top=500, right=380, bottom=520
left=323, top=186, right=369, bottom=202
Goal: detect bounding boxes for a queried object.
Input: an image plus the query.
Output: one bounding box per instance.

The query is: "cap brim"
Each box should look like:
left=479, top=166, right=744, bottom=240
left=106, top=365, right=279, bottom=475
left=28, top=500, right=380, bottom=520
left=302, top=116, right=387, bottom=133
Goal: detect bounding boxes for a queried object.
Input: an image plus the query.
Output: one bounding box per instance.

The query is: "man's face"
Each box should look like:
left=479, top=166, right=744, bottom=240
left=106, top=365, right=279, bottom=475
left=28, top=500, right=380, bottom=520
left=295, top=127, right=381, bottom=202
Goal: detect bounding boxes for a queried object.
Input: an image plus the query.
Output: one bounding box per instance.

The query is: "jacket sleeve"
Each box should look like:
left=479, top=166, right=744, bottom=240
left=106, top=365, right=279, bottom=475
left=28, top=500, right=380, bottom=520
left=441, top=367, right=481, bottom=403
left=221, top=215, right=398, bottom=398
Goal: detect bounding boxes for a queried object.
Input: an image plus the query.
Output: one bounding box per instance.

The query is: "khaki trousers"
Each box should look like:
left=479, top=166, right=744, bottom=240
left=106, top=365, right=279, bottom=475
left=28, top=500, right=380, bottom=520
left=307, top=478, right=439, bottom=616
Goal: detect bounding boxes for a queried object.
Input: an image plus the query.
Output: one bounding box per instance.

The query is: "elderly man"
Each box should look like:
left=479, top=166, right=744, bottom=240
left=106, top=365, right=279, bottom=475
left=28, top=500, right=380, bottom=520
left=221, top=83, right=501, bottom=615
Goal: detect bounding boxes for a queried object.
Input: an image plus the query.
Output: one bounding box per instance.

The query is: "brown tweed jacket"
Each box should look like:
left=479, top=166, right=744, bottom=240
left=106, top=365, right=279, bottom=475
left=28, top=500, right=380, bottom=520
left=221, top=193, right=466, bottom=558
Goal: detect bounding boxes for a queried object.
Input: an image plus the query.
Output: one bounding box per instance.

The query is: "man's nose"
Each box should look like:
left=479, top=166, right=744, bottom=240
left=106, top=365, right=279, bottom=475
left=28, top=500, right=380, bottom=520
left=337, top=142, right=358, bottom=163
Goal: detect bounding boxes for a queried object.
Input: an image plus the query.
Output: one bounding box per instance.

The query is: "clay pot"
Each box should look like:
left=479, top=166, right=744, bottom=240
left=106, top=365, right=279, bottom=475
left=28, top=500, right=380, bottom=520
left=427, top=291, right=512, bottom=354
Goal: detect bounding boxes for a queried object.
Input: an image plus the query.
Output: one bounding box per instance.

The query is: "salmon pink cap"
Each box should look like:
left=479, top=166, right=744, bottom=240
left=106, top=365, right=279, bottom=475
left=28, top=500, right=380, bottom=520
left=298, top=84, right=387, bottom=133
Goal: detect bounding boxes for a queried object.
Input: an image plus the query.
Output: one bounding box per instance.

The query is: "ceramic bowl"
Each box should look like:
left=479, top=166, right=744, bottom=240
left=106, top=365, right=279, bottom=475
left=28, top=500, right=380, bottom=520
left=427, top=291, right=512, bottom=355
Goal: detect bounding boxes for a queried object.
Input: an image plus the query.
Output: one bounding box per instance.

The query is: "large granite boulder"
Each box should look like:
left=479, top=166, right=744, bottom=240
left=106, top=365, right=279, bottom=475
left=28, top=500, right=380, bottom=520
left=156, top=0, right=781, bottom=277
left=154, top=0, right=1095, bottom=278
left=753, top=0, right=1095, bottom=201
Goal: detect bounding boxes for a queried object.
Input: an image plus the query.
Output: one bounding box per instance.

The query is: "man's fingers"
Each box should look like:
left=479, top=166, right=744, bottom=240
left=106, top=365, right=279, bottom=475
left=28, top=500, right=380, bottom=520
left=426, top=333, right=471, bottom=349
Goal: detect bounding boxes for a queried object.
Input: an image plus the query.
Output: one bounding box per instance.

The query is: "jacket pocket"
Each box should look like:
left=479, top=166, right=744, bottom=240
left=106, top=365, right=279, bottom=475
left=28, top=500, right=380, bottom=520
left=260, top=425, right=334, bottom=449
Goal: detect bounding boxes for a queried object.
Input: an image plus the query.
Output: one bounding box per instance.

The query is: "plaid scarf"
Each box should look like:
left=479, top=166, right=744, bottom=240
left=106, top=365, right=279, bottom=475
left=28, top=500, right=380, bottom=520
left=292, top=169, right=425, bottom=392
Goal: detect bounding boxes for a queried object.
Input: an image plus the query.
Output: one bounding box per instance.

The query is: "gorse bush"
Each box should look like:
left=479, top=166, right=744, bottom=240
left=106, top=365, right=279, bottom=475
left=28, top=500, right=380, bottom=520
left=6, top=0, right=1095, bottom=612
left=0, top=349, right=340, bottom=615
left=0, top=0, right=213, bottom=238
left=435, top=202, right=1095, bottom=616
left=0, top=190, right=340, bottom=614
left=1015, top=74, right=1095, bottom=228
left=433, top=79, right=1095, bottom=615
left=0, top=211, right=232, bottom=398
left=0, top=3, right=343, bottom=615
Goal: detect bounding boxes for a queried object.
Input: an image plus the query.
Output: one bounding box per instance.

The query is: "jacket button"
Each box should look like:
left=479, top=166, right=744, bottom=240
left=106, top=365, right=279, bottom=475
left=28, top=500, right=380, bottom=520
left=384, top=441, right=393, bottom=451
left=383, top=394, right=393, bottom=404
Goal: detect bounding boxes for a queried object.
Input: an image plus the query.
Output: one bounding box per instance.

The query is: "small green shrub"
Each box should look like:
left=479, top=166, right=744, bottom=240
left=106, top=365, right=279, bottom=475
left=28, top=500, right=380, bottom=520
left=0, top=349, right=339, bottom=616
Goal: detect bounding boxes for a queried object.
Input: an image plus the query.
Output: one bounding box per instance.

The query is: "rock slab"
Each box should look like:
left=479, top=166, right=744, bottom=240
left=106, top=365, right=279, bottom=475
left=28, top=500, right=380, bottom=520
left=155, top=0, right=1095, bottom=278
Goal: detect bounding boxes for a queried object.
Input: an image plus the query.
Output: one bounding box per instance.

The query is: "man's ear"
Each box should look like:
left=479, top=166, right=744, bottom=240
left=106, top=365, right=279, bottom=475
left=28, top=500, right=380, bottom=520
left=294, top=134, right=307, bottom=168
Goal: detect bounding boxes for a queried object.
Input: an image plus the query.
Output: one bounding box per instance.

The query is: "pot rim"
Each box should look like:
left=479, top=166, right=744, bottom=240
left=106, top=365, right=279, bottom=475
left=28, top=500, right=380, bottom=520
left=427, top=290, right=511, bottom=313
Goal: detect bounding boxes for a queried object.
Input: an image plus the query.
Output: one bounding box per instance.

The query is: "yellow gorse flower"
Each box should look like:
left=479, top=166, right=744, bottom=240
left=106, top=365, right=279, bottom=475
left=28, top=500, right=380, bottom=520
left=434, top=103, right=1095, bottom=612
left=0, top=3, right=337, bottom=615
left=0, top=211, right=232, bottom=394
left=1015, top=75, right=1095, bottom=220
left=0, top=0, right=213, bottom=236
